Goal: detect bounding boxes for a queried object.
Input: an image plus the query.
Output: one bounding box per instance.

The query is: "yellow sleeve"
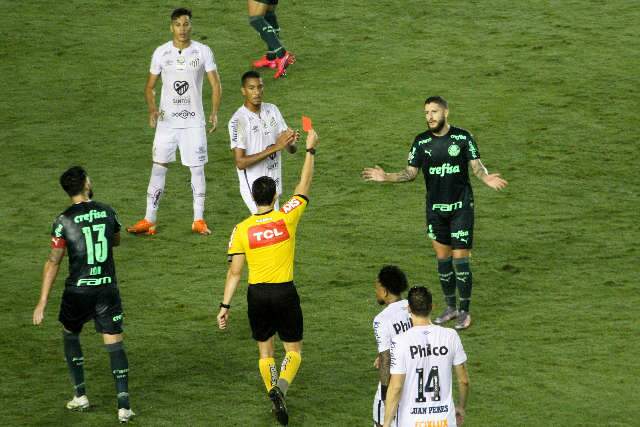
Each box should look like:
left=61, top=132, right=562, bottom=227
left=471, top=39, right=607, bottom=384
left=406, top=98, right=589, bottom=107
left=279, top=195, right=308, bottom=227
left=227, top=225, right=244, bottom=256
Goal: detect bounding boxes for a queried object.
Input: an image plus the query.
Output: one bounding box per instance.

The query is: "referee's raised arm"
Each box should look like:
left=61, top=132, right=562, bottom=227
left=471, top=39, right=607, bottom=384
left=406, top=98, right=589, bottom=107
left=293, top=129, right=319, bottom=198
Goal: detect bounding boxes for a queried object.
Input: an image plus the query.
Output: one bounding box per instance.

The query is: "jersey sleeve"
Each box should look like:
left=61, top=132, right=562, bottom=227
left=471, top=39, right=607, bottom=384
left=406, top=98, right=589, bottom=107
left=464, top=133, right=481, bottom=161
left=50, top=216, right=66, bottom=249
left=389, top=337, right=407, bottom=375
left=229, top=115, right=247, bottom=150
left=373, top=315, right=392, bottom=353
left=112, top=208, right=122, bottom=234
left=150, top=48, right=162, bottom=75
left=203, top=45, right=217, bottom=72
left=280, top=195, right=308, bottom=228
left=407, top=137, right=425, bottom=168
left=451, top=331, right=468, bottom=366
left=273, top=105, right=288, bottom=134
left=227, top=225, right=244, bottom=257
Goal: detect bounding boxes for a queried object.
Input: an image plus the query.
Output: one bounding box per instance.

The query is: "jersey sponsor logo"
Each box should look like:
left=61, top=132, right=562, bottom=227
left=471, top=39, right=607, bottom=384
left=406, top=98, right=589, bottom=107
left=448, top=144, right=460, bottom=157
left=73, top=209, right=108, bottom=224
left=51, top=236, right=66, bottom=248
left=54, top=223, right=64, bottom=237
left=172, top=95, right=191, bottom=105
left=173, top=80, right=189, bottom=95
left=432, top=201, right=463, bottom=212
left=172, top=110, right=196, bottom=119
left=248, top=219, right=290, bottom=249
left=413, top=418, right=449, bottom=426
left=417, top=137, right=432, bottom=145
left=450, top=230, right=469, bottom=239
left=281, top=197, right=302, bottom=214
left=410, top=344, right=449, bottom=359
left=468, top=140, right=478, bottom=158
left=76, top=276, right=112, bottom=286
left=393, top=319, right=413, bottom=335
left=112, top=313, right=124, bottom=322
left=450, top=134, right=467, bottom=141
left=428, top=163, right=460, bottom=177
left=427, top=224, right=437, bottom=240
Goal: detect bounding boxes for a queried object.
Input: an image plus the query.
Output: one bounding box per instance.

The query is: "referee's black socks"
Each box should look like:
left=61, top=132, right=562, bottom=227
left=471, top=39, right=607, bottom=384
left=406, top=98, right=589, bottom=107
left=105, top=341, right=130, bottom=410
left=63, top=331, right=86, bottom=397
left=437, top=257, right=457, bottom=309
left=453, top=257, right=472, bottom=312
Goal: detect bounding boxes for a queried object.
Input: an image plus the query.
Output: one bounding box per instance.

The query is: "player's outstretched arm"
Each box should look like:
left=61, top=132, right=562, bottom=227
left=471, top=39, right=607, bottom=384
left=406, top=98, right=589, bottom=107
left=362, top=165, right=418, bottom=183
left=33, top=248, right=65, bottom=326
left=217, top=254, right=245, bottom=330
left=383, top=373, right=405, bottom=427
left=145, top=73, right=160, bottom=128
left=233, top=129, right=296, bottom=170
left=293, top=129, right=319, bottom=198
left=470, top=159, right=508, bottom=191
left=454, top=363, right=470, bottom=425
left=207, top=70, right=222, bottom=133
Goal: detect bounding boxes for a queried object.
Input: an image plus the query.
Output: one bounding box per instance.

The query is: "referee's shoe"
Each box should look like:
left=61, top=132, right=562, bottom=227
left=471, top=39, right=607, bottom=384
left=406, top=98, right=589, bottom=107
left=269, top=386, right=288, bottom=425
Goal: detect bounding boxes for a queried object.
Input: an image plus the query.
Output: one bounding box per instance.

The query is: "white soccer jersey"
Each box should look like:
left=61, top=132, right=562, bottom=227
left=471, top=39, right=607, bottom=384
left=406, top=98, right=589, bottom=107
left=150, top=40, right=217, bottom=129
left=228, top=103, right=288, bottom=201
left=390, top=325, right=467, bottom=427
left=373, top=300, right=412, bottom=425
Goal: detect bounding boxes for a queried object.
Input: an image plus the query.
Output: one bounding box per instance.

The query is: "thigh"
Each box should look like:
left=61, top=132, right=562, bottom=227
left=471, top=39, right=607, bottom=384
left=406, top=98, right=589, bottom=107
left=153, top=126, right=178, bottom=164
left=248, top=0, right=271, bottom=15
left=178, top=127, right=208, bottom=167
left=247, top=285, right=277, bottom=342
left=94, top=286, right=124, bottom=335
left=274, top=284, right=303, bottom=342
left=450, top=207, right=474, bottom=250
left=58, top=289, right=96, bottom=333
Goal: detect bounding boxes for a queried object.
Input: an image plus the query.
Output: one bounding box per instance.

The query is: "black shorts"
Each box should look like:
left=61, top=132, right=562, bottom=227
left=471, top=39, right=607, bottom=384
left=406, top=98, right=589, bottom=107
left=254, top=0, right=278, bottom=5
left=426, top=205, right=474, bottom=249
left=58, top=285, right=124, bottom=334
left=247, top=282, right=303, bottom=342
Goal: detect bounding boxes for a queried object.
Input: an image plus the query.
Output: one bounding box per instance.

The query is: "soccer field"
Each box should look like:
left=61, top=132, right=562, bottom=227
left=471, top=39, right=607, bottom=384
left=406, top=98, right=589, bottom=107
left=1, top=1, right=638, bottom=425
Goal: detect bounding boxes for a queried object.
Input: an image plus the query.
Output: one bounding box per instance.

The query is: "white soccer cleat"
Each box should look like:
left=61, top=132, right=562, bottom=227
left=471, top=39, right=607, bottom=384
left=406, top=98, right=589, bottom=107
left=66, top=395, right=89, bottom=411
left=118, top=408, right=135, bottom=423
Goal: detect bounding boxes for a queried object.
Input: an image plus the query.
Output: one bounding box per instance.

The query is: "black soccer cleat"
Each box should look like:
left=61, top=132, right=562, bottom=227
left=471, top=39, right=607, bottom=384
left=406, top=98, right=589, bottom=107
left=268, top=386, right=289, bottom=425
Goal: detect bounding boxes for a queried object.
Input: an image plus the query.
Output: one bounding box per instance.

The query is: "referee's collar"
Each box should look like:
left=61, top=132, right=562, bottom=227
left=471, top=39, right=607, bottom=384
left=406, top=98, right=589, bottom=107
left=254, top=209, right=273, bottom=216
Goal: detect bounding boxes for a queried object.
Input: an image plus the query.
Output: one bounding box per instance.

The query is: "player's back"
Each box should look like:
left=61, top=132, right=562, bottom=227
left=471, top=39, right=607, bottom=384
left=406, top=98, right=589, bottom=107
left=374, top=300, right=412, bottom=352
left=52, top=201, right=121, bottom=288
left=391, top=325, right=467, bottom=427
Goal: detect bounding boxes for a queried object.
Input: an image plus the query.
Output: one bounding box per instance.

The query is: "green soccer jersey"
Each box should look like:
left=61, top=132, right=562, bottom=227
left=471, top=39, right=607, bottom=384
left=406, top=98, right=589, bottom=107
left=50, top=201, right=121, bottom=288
left=407, top=126, right=481, bottom=210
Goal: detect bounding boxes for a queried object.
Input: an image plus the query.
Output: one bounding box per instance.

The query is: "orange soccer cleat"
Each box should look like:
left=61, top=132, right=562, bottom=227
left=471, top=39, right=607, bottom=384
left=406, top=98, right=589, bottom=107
left=253, top=55, right=277, bottom=69
left=273, top=51, right=296, bottom=79
left=192, top=219, right=212, bottom=235
left=126, top=219, right=157, bottom=235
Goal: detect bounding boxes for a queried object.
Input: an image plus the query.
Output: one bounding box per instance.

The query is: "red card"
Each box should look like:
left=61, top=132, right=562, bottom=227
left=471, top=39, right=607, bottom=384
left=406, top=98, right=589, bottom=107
left=302, top=116, right=313, bottom=132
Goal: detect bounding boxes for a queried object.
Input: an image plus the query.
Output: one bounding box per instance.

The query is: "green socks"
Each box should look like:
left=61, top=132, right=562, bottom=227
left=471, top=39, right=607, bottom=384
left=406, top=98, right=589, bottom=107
left=105, top=341, right=130, bottom=410
left=437, top=257, right=457, bottom=308
left=453, top=257, right=472, bottom=312
left=63, top=331, right=86, bottom=397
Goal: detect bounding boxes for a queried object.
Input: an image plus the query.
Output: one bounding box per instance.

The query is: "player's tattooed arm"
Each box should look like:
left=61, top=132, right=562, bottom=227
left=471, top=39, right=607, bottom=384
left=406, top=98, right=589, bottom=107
left=362, top=165, right=418, bottom=183
left=33, top=248, right=66, bottom=326
left=378, top=350, right=391, bottom=386
left=470, top=159, right=508, bottom=191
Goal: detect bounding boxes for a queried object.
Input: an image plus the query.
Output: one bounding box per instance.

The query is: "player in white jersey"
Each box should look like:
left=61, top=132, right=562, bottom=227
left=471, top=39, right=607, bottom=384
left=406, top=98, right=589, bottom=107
left=372, top=266, right=412, bottom=427
left=228, top=71, right=298, bottom=213
left=384, top=287, right=469, bottom=427
left=127, top=8, right=222, bottom=236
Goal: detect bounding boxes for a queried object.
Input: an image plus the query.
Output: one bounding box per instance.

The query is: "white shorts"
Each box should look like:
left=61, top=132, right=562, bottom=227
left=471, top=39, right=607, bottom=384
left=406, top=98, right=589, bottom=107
left=239, top=170, right=280, bottom=214
left=373, top=384, right=385, bottom=426
left=153, top=125, right=208, bottom=167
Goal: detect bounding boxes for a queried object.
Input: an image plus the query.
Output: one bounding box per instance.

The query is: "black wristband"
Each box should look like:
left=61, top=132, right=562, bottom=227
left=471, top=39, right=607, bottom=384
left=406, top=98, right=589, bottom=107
left=219, top=302, right=231, bottom=309
left=306, top=148, right=316, bottom=155
left=381, top=384, right=388, bottom=401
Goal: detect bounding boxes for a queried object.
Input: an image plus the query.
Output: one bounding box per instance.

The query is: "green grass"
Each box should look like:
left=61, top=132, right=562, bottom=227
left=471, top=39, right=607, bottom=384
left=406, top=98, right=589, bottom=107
left=1, top=0, right=639, bottom=425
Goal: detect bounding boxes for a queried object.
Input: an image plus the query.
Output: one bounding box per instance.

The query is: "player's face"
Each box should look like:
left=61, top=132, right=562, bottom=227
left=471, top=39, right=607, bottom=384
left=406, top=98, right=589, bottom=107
left=170, top=16, right=192, bottom=43
left=241, top=78, right=264, bottom=107
left=424, top=103, right=448, bottom=133
left=375, top=281, right=387, bottom=305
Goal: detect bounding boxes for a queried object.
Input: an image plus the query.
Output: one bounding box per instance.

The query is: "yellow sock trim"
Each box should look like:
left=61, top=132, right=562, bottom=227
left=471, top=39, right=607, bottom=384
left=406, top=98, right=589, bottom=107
left=279, top=351, right=302, bottom=386
left=258, top=357, right=277, bottom=392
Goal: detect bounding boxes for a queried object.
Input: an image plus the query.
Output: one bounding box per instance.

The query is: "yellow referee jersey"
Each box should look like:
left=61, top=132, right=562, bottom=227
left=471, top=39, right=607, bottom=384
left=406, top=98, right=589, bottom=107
left=227, top=195, right=308, bottom=284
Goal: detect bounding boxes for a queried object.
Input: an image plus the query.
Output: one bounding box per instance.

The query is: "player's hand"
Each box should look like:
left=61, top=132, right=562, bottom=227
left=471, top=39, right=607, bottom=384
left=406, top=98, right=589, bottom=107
left=208, top=112, right=218, bottom=133
left=456, top=408, right=465, bottom=425
left=482, top=173, right=508, bottom=191
left=149, top=110, right=160, bottom=128
left=362, top=165, right=386, bottom=182
left=217, top=308, right=229, bottom=330
left=275, top=129, right=296, bottom=150
left=373, top=355, right=380, bottom=369
left=33, top=301, right=47, bottom=326
left=305, top=129, right=319, bottom=150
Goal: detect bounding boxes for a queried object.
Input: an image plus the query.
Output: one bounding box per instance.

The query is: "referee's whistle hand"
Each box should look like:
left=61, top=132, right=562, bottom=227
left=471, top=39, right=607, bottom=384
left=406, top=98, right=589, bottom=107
left=217, top=310, right=229, bottom=329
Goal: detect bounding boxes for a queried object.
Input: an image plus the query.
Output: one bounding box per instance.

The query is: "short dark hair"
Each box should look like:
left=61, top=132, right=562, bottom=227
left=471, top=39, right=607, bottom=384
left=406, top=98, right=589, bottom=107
left=252, top=176, right=276, bottom=207
left=408, top=286, right=433, bottom=317
left=60, top=166, right=88, bottom=197
left=241, top=70, right=262, bottom=86
left=424, top=96, right=448, bottom=109
left=171, top=7, right=192, bottom=21
left=377, top=265, right=408, bottom=296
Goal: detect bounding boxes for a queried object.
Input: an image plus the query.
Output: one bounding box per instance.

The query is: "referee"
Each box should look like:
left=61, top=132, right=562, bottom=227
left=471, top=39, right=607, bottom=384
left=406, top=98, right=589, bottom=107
left=217, top=129, right=319, bottom=426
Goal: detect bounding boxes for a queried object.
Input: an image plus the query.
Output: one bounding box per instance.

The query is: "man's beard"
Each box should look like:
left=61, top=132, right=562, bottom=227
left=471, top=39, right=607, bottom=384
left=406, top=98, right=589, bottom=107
left=377, top=298, right=385, bottom=306
left=88, top=189, right=94, bottom=199
left=429, top=118, right=446, bottom=133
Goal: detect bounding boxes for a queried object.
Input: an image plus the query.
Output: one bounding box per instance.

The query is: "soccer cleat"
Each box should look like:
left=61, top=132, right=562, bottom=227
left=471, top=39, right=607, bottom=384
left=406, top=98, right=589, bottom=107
left=268, top=385, right=289, bottom=426
left=192, top=219, right=212, bottom=235
left=273, top=52, right=295, bottom=79
left=434, top=306, right=458, bottom=325
left=118, top=408, right=135, bottom=423
left=454, top=311, right=472, bottom=330
left=126, top=219, right=156, bottom=235
left=66, top=395, right=90, bottom=411
left=253, top=55, right=277, bottom=69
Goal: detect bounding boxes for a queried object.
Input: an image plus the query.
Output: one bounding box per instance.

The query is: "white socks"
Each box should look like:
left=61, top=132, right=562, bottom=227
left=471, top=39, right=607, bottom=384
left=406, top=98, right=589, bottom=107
left=145, top=163, right=168, bottom=223
left=190, top=166, right=206, bottom=221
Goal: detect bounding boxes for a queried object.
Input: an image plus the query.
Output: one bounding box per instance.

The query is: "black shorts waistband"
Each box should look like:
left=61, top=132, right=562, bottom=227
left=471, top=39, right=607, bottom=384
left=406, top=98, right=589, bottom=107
left=249, top=281, right=294, bottom=287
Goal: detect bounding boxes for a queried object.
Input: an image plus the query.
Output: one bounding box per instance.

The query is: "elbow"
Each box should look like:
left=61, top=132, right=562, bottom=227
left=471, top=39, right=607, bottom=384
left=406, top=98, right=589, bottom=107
left=235, top=160, right=246, bottom=170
